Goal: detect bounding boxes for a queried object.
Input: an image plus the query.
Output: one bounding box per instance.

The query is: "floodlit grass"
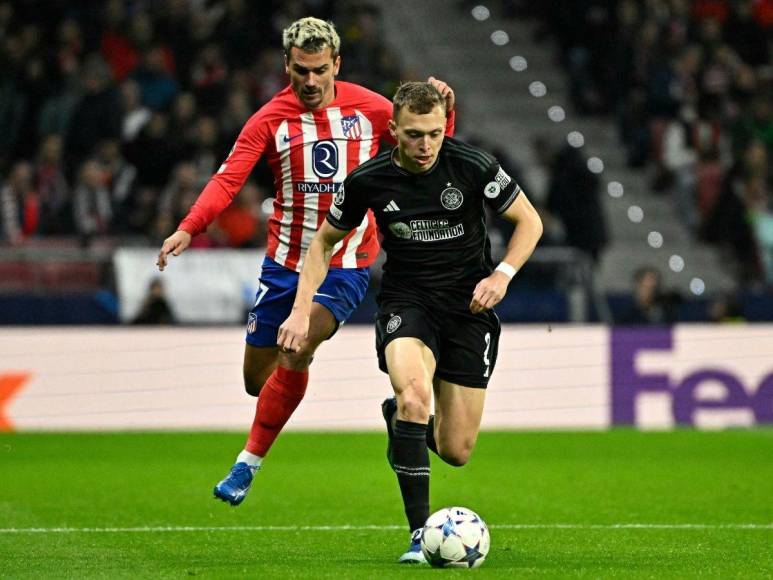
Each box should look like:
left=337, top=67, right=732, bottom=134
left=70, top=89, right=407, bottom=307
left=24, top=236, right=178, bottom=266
left=1, top=430, right=771, bottom=578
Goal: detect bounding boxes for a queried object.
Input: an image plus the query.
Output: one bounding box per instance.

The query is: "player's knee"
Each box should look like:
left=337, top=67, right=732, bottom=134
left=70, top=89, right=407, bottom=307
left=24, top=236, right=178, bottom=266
left=398, top=398, right=430, bottom=423
left=443, top=449, right=471, bottom=467
left=397, top=381, right=431, bottom=423
left=279, top=347, right=315, bottom=371
left=438, top=439, right=475, bottom=467
left=243, top=369, right=267, bottom=397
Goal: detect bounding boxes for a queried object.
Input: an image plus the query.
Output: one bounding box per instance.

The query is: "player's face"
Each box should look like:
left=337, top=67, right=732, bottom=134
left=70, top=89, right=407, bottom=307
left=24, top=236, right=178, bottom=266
left=389, top=105, right=446, bottom=173
left=285, top=47, right=340, bottom=110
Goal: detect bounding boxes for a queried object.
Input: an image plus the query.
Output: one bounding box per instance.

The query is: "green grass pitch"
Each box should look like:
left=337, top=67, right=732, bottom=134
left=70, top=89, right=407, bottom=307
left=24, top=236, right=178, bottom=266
left=1, top=430, right=771, bottom=578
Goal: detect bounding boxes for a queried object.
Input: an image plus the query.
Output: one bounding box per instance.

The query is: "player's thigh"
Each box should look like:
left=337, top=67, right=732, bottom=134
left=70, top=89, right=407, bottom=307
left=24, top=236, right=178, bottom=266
left=432, top=379, right=486, bottom=466
left=243, top=344, right=279, bottom=396
left=385, top=337, right=437, bottom=394
left=385, top=337, right=437, bottom=421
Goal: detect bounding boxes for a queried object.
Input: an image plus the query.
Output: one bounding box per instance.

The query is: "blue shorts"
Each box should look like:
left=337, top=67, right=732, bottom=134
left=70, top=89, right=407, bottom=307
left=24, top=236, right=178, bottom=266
left=245, top=256, right=369, bottom=347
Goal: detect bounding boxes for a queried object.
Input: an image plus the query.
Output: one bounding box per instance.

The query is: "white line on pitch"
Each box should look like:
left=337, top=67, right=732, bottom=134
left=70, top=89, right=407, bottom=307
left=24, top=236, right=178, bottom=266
left=494, top=524, right=773, bottom=530
left=0, top=523, right=771, bottom=534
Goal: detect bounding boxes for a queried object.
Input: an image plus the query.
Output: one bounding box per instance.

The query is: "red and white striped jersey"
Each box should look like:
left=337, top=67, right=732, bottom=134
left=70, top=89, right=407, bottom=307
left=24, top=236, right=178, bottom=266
left=178, top=81, right=455, bottom=271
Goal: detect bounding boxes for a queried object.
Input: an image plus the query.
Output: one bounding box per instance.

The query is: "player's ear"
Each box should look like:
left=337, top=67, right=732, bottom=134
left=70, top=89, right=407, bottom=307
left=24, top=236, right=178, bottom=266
left=388, top=119, right=397, bottom=139
left=333, top=55, right=341, bottom=76
left=284, top=54, right=289, bottom=74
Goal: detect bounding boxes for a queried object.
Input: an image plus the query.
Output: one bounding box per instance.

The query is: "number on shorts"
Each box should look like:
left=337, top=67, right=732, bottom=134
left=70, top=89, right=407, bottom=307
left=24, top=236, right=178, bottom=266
left=483, top=332, right=491, bottom=378
left=253, top=281, right=269, bottom=308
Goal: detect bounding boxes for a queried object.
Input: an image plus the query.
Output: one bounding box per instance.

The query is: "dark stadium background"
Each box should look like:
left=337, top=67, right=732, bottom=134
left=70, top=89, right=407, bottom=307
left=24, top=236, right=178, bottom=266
left=1, top=0, right=771, bottom=323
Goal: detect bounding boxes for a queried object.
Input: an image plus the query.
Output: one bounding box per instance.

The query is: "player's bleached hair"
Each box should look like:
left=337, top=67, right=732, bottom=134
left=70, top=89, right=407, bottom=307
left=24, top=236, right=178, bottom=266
left=283, top=17, right=341, bottom=58
left=392, top=82, right=446, bottom=121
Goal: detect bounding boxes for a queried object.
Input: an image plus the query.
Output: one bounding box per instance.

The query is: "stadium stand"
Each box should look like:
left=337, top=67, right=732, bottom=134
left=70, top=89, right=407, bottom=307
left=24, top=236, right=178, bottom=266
left=0, top=0, right=771, bottom=323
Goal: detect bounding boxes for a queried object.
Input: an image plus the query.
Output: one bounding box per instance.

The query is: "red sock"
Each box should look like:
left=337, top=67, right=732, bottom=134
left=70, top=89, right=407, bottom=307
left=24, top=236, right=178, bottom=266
left=245, top=366, right=308, bottom=457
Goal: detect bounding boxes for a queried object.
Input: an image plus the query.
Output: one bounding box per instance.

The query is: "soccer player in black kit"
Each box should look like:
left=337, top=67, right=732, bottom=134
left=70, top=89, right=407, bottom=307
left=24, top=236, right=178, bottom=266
left=279, top=82, right=543, bottom=563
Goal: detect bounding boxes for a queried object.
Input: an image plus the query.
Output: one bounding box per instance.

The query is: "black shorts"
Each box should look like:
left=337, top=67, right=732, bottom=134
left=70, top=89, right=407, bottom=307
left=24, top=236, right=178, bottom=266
left=375, top=299, right=501, bottom=389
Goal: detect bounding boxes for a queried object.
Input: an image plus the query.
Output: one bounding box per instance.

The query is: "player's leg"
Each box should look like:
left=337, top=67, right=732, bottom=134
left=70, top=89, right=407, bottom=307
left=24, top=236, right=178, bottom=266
left=215, top=257, right=309, bottom=504
left=431, top=379, right=486, bottom=466
left=376, top=307, right=440, bottom=562
left=384, top=336, right=436, bottom=563
left=215, top=304, right=336, bottom=506
left=211, top=345, right=277, bottom=505
left=242, top=302, right=336, bottom=458
left=245, top=264, right=368, bottom=457
left=215, top=262, right=368, bottom=506
left=429, top=309, right=499, bottom=466
left=242, top=264, right=368, bottom=459
left=215, top=260, right=290, bottom=505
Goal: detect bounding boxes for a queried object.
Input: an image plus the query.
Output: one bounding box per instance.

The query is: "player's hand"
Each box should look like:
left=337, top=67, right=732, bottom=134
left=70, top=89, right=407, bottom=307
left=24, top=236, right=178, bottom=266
left=277, top=310, right=310, bottom=353
left=157, top=230, right=192, bottom=271
left=428, top=76, right=455, bottom=112
left=469, top=271, right=510, bottom=314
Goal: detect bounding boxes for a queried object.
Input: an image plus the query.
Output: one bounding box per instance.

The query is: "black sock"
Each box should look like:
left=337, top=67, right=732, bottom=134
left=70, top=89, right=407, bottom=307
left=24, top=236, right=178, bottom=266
left=426, top=415, right=438, bottom=456
left=392, top=420, right=430, bottom=532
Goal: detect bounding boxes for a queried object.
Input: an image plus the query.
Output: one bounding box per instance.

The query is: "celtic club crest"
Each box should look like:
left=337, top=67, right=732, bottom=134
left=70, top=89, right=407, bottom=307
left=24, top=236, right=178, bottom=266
left=440, top=187, right=463, bottom=210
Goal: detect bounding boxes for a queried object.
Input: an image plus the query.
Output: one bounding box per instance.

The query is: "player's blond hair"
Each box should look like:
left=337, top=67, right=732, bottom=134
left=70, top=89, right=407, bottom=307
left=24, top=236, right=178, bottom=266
left=392, top=82, right=446, bottom=121
left=282, top=17, right=341, bottom=58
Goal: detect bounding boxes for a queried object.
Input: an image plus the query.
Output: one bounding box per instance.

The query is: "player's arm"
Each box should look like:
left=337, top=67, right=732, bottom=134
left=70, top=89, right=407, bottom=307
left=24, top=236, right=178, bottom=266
left=278, top=222, right=350, bottom=352
left=470, top=192, right=543, bottom=314
left=157, top=113, right=269, bottom=271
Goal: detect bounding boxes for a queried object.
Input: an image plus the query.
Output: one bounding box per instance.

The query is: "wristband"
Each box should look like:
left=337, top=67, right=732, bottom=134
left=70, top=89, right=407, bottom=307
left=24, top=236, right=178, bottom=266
left=495, top=262, right=517, bottom=279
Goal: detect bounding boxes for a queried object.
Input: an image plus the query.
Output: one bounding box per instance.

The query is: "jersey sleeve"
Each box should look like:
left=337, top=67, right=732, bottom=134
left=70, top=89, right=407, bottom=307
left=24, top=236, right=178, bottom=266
left=326, top=175, right=368, bottom=232
left=480, top=159, right=520, bottom=214
left=178, top=110, right=271, bottom=236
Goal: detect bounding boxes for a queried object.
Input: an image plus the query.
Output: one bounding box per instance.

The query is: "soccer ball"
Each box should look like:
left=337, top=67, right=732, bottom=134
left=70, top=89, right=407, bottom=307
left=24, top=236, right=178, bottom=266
left=420, top=506, right=490, bottom=568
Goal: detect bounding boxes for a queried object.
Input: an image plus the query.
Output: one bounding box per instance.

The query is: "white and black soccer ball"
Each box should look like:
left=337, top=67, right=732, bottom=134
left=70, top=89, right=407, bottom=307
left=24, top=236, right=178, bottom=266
left=420, top=506, right=490, bottom=568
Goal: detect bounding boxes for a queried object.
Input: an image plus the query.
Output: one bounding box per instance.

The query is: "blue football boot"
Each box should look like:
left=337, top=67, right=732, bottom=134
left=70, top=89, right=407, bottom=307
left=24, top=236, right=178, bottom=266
left=398, top=528, right=426, bottom=564
left=213, top=462, right=256, bottom=506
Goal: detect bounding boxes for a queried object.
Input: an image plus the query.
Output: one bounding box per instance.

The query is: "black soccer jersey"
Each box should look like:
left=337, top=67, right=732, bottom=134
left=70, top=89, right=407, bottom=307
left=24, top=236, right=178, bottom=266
left=326, top=136, right=520, bottom=300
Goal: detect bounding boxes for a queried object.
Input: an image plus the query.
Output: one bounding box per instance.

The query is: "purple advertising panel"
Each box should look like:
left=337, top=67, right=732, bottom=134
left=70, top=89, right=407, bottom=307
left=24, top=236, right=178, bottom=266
left=611, top=328, right=773, bottom=427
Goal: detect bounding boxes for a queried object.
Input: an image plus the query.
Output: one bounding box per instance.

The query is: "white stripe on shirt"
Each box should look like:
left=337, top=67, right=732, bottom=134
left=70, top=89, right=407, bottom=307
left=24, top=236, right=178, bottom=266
left=273, top=119, right=293, bottom=267
left=355, top=108, right=374, bottom=165
left=297, top=112, right=319, bottom=268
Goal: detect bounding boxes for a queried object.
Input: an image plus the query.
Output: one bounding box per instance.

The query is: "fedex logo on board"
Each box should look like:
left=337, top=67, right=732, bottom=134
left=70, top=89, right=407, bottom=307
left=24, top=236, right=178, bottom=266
left=611, top=329, right=773, bottom=426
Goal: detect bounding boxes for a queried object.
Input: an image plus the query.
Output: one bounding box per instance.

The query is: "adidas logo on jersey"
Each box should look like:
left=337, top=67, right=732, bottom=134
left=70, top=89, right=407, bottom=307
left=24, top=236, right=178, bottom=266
left=383, top=200, right=400, bottom=212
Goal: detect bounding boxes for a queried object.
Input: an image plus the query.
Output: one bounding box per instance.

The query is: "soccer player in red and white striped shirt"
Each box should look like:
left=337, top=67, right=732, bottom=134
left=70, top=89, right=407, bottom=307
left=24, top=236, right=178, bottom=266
left=156, top=17, right=455, bottom=506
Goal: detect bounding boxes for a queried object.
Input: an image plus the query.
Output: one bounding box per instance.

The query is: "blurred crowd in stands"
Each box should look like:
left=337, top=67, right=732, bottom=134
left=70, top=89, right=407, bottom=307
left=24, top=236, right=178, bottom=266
left=516, top=0, right=773, bottom=287
left=2, top=0, right=772, bottom=308
left=0, top=0, right=402, bottom=249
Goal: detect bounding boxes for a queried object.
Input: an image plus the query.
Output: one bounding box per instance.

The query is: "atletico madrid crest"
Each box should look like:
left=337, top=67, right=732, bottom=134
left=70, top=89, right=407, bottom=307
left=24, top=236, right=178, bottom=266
left=341, top=114, right=362, bottom=139
left=247, top=312, right=258, bottom=334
